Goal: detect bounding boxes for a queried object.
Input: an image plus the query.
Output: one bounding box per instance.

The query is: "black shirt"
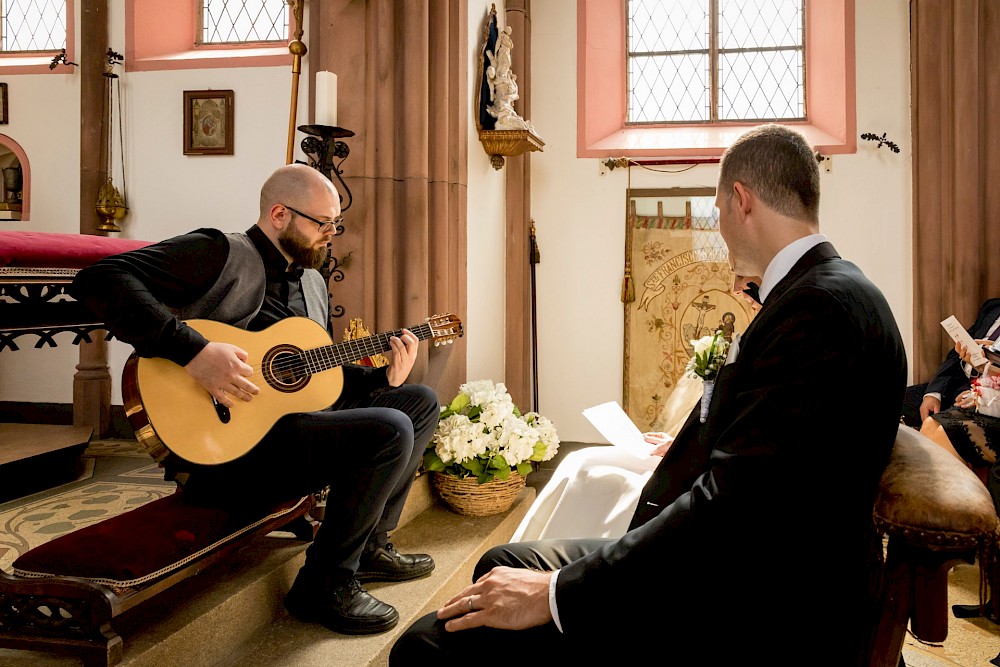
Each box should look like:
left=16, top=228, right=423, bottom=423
left=245, top=225, right=308, bottom=331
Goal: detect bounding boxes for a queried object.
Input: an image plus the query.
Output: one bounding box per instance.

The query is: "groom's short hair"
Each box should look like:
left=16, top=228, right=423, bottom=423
left=718, top=124, right=820, bottom=223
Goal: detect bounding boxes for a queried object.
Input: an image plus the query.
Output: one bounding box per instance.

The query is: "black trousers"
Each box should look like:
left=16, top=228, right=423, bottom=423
left=182, top=383, right=439, bottom=581
left=390, top=538, right=612, bottom=666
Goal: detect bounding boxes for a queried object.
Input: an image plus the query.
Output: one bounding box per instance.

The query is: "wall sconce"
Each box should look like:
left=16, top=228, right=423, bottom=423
left=298, top=122, right=354, bottom=318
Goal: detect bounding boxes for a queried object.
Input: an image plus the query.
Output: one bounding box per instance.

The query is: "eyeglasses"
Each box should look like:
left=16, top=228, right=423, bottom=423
left=284, top=204, right=342, bottom=232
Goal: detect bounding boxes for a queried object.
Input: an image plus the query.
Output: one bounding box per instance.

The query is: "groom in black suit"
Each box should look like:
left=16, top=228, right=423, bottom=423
left=391, top=125, right=907, bottom=666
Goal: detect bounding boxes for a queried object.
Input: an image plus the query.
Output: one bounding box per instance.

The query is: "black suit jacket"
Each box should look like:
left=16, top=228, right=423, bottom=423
left=555, top=243, right=906, bottom=664
left=925, top=298, right=1000, bottom=405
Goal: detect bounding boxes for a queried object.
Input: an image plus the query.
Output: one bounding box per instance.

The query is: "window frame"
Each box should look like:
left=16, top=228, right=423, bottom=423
left=0, top=0, right=75, bottom=75
left=579, top=0, right=855, bottom=158
left=196, top=0, right=290, bottom=47
left=125, top=0, right=296, bottom=73
left=626, top=0, right=807, bottom=125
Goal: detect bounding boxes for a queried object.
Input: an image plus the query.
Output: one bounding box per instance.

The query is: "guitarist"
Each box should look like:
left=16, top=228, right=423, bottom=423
left=71, top=163, right=439, bottom=636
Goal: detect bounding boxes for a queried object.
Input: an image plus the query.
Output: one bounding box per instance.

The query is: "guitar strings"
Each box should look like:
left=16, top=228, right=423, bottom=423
left=235, top=323, right=441, bottom=377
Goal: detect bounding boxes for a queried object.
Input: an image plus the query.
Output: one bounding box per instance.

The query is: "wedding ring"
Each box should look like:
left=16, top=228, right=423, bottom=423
left=467, top=596, right=474, bottom=612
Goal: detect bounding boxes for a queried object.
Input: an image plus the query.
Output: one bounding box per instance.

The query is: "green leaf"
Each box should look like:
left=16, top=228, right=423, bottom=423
left=494, top=467, right=511, bottom=481
left=462, top=458, right=485, bottom=475
left=422, top=451, right=446, bottom=472
left=491, top=455, right=510, bottom=471
left=516, top=462, right=533, bottom=476
left=448, top=393, right=471, bottom=413
left=529, top=441, right=547, bottom=461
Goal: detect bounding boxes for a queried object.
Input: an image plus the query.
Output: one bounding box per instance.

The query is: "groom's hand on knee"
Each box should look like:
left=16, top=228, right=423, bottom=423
left=437, top=566, right=553, bottom=632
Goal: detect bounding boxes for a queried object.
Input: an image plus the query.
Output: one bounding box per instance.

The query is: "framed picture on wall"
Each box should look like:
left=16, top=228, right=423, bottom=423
left=0, top=83, right=8, bottom=124
left=183, top=90, right=234, bottom=155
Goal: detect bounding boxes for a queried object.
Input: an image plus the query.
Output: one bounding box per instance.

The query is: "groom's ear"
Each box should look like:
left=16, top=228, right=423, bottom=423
left=732, top=182, right=753, bottom=216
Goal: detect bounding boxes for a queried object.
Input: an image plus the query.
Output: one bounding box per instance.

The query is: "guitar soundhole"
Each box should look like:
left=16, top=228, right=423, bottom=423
left=262, top=345, right=310, bottom=393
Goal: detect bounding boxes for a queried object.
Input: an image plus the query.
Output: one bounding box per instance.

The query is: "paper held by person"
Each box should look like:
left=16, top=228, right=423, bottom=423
left=941, top=315, right=989, bottom=367
left=582, top=401, right=654, bottom=459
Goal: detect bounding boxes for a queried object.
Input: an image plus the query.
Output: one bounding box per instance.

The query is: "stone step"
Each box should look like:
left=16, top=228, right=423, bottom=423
left=220, top=488, right=534, bottom=667
left=0, top=474, right=534, bottom=667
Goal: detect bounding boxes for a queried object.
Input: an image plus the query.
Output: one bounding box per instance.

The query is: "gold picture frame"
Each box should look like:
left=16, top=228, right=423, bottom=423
left=0, top=83, right=8, bottom=124
left=183, top=90, right=234, bottom=155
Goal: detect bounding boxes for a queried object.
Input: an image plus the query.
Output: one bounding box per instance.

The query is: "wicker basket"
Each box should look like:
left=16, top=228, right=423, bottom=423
left=432, top=471, right=526, bottom=517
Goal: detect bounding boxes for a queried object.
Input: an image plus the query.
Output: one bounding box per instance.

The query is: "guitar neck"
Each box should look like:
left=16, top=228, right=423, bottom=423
left=303, top=322, right=433, bottom=374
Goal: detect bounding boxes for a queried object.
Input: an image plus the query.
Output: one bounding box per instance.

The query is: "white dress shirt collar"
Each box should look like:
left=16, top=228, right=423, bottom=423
left=757, top=234, right=828, bottom=304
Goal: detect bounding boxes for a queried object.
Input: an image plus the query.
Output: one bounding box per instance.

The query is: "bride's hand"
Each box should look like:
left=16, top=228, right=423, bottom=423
left=643, top=431, right=674, bottom=457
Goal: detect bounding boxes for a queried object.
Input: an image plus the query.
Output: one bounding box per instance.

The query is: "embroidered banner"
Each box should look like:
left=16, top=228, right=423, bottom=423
left=623, top=191, right=757, bottom=432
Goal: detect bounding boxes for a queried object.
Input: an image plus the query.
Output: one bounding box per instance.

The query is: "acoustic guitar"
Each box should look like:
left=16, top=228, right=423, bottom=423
left=122, top=314, right=463, bottom=465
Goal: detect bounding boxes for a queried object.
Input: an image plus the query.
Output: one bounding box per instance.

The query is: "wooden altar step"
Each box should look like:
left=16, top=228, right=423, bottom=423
left=0, top=472, right=535, bottom=667
left=0, top=423, right=92, bottom=502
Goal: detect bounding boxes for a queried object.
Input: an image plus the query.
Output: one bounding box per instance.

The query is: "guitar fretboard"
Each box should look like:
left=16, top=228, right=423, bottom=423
left=299, top=322, right=434, bottom=375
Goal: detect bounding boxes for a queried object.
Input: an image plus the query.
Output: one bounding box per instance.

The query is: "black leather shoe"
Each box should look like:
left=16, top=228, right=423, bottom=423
left=284, top=576, right=399, bottom=635
left=356, top=543, right=435, bottom=582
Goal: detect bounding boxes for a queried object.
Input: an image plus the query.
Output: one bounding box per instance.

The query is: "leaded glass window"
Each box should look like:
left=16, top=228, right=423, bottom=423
left=200, top=0, right=289, bottom=45
left=627, top=0, right=805, bottom=124
left=0, top=0, right=66, bottom=52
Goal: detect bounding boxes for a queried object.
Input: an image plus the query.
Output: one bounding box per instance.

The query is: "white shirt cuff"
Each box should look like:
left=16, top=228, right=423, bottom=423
left=549, top=569, right=563, bottom=633
left=924, top=391, right=942, bottom=401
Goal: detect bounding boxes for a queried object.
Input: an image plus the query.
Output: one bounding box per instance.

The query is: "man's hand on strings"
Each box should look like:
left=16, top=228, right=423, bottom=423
left=386, top=328, right=419, bottom=387
left=185, top=341, right=259, bottom=407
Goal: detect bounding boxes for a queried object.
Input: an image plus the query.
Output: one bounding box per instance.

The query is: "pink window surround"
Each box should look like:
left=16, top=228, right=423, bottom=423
left=577, top=0, right=856, bottom=158
left=0, top=135, right=31, bottom=221
left=125, top=0, right=295, bottom=72
left=0, top=0, right=76, bottom=75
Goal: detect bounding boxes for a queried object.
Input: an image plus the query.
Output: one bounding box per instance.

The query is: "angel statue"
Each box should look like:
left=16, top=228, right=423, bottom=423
left=485, top=26, right=539, bottom=135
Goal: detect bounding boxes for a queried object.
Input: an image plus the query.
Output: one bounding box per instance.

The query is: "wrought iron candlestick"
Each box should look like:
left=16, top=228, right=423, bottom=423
left=298, top=123, right=355, bottom=318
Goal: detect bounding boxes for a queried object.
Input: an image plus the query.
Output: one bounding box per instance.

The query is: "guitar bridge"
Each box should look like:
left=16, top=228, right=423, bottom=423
left=212, top=398, right=231, bottom=424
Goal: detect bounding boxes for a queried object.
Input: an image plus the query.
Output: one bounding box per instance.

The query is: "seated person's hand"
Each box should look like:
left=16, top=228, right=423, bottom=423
left=955, top=339, right=998, bottom=375
left=954, top=389, right=977, bottom=410
left=185, top=341, right=259, bottom=407
left=919, top=394, right=942, bottom=421
left=643, top=431, right=674, bottom=457
left=386, top=328, right=419, bottom=387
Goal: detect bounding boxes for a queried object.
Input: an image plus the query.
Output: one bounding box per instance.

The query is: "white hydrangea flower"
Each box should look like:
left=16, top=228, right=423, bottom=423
left=478, top=392, right=516, bottom=429
left=495, top=415, right=537, bottom=466
left=525, top=412, right=560, bottom=461
left=460, top=379, right=502, bottom=408
left=433, top=413, right=475, bottom=463
left=432, top=379, right=561, bottom=482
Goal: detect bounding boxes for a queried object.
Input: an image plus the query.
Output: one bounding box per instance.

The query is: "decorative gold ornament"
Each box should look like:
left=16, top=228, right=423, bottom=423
left=95, top=179, right=128, bottom=232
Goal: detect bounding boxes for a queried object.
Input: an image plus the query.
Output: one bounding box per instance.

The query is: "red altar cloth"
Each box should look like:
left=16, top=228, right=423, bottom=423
left=0, top=231, right=151, bottom=268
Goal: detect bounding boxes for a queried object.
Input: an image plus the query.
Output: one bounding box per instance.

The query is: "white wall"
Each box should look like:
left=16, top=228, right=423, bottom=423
left=530, top=0, right=913, bottom=443
left=465, top=0, right=508, bottom=387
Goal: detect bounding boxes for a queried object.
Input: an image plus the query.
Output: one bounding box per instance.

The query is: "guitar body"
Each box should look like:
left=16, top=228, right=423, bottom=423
left=124, top=318, right=343, bottom=466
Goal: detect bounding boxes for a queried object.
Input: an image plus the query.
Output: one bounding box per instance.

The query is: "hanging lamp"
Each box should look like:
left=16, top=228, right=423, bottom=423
left=95, top=49, right=128, bottom=233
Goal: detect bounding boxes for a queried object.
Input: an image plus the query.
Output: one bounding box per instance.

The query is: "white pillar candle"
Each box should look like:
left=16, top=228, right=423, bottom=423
left=315, top=71, right=338, bottom=127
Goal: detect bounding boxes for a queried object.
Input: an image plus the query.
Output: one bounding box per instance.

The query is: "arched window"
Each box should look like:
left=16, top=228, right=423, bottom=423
left=0, top=134, right=31, bottom=221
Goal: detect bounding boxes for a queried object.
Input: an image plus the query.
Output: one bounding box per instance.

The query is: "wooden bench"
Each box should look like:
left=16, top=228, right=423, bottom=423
left=0, top=491, right=317, bottom=666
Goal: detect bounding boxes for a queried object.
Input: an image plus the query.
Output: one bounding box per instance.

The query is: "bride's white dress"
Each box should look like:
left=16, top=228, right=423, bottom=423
left=511, top=374, right=704, bottom=542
